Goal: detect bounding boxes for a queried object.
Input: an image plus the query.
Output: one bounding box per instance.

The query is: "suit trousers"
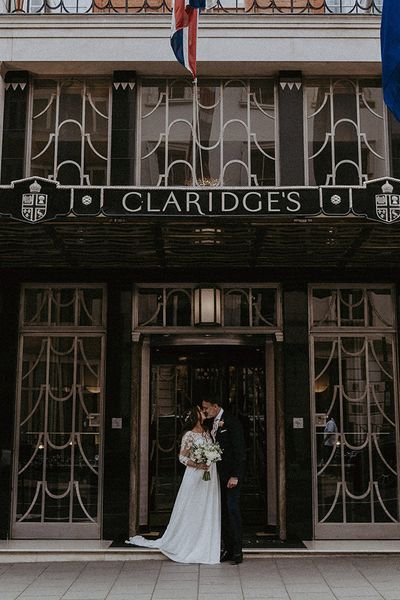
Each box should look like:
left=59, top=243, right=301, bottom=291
left=220, top=478, right=242, bottom=556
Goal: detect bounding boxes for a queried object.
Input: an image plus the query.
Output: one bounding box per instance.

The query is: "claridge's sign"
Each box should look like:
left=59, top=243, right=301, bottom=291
left=1, top=177, right=400, bottom=225
left=110, top=189, right=318, bottom=216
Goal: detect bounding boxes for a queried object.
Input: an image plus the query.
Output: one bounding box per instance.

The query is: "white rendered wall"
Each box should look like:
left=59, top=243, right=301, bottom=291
left=0, top=15, right=381, bottom=77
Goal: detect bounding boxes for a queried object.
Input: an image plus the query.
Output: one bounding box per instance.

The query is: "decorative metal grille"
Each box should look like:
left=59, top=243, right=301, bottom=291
left=3, top=0, right=383, bottom=15
left=29, top=79, right=111, bottom=186
left=305, top=79, right=388, bottom=186
left=12, top=285, right=106, bottom=539
left=134, top=284, right=280, bottom=331
left=310, top=285, right=400, bottom=537
left=140, top=79, right=276, bottom=187
left=22, top=286, right=106, bottom=327
left=311, top=287, right=395, bottom=329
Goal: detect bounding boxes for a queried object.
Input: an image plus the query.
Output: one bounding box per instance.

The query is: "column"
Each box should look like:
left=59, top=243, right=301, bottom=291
left=1, top=71, right=29, bottom=184
left=111, top=70, right=137, bottom=185
left=278, top=71, right=304, bottom=186
left=103, top=286, right=133, bottom=539
left=282, top=286, right=313, bottom=540
left=274, top=332, right=286, bottom=540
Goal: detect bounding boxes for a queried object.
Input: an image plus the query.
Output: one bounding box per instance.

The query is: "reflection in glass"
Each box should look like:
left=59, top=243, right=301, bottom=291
left=224, top=290, right=250, bottom=327
left=166, top=289, right=192, bottom=326
left=251, top=288, right=277, bottom=326
left=23, top=287, right=104, bottom=327
left=140, top=78, right=276, bottom=187
left=313, top=332, right=399, bottom=526
left=312, top=287, right=394, bottom=329
left=312, top=289, right=337, bottom=327
left=306, top=79, right=387, bottom=186
left=16, top=335, right=103, bottom=525
left=30, top=79, right=110, bottom=185
left=135, top=285, right=279, bottom=329
left=137, top=288, right=164, bottom=327
left=150, top=349, right=266, bottom=529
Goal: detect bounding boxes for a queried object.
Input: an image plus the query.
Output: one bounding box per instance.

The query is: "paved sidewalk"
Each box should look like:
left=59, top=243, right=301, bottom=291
left=1, top=557, right=400, bottom=600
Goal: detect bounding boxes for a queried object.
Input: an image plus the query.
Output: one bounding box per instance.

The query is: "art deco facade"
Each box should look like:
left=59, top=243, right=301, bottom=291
left=1, top=0, right=400, bottom=546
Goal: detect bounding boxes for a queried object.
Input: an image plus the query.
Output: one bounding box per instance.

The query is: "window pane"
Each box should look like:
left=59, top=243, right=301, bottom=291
left=311, top=287, right=394, bottom=330
left=306, top=79, right=387, bottom=186
left=30, top=79, right=110, bottom=185
left=140, top=78, right=276, bottom=187
left=16, top=334, right=103, bottom=525
left=137, top=288, right=164, bottom=327
left=23, top=287, right=105, bottom=327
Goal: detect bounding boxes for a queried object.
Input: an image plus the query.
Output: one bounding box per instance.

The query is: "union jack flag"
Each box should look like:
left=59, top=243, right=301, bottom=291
left=170, top=0, right=211, bottom=80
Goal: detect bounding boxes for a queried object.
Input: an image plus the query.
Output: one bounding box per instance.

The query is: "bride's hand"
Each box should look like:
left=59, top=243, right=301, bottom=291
left=196, top=463, right=209, bottom=471
left=187, top=460, right=209, bottom=470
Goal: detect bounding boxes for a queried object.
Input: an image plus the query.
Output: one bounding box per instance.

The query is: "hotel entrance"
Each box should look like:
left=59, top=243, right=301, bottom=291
left=133, top=283, right=282, bottom=539
left=137, top=340, right=278, bottom=538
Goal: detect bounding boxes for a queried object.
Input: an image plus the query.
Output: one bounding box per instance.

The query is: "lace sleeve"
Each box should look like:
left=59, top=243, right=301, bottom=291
left=179, top=432, right=194, bottom=466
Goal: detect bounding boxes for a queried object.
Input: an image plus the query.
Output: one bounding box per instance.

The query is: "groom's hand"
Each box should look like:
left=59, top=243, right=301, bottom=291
left=227, top=477, right=238, bottom=489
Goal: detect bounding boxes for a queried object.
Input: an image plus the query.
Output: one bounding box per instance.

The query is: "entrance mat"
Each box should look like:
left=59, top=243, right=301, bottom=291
left=242, top=536, right=306, bottom=549
left=111, top=536, right=306, bottom=550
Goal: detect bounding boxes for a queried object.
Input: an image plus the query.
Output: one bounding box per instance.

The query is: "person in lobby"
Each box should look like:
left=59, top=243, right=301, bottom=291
left=322, top=414, right=338, bottom=464
left=202, top=397, right=246, bottom=565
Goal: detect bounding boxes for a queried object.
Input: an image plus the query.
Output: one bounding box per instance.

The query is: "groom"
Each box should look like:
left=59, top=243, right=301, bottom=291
left=202, top=398, right=246, bottom=565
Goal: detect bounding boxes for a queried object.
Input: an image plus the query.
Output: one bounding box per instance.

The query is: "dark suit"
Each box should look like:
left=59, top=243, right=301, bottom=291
left=214, top=411, right=246, bottom=557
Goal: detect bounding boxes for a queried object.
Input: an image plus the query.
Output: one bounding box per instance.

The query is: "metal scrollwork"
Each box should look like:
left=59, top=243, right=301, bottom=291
left=311, top=285, right=400, bottom=533
left=13, top=285, right=105, bottom=536
left=6, top=0, right=382, bottom=14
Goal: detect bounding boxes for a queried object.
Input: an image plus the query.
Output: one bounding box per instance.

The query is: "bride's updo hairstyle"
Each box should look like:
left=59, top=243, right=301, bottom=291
left=180, top=405, right=202, bottom=437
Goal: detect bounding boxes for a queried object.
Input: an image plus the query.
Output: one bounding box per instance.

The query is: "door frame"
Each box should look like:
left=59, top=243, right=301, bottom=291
left=135, top=333, right=281, bottom=535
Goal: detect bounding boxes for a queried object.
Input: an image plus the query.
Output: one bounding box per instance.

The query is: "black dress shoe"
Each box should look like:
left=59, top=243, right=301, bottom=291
left=220, top=549, right=233, bottom=562
left=230, top=553, right=243, bottom=565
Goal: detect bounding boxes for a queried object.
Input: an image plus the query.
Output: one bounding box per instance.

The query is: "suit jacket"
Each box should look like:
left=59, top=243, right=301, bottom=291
left=213, top=411, right=246, bottom=483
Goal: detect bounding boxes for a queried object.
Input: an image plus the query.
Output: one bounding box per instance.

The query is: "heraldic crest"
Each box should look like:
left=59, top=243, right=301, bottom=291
left=375, top=180, right=400, bottom=224
left=21, top=180, right=48, bottom=223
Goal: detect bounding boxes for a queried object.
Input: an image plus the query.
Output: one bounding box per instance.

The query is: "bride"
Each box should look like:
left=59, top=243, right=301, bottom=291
left=126, top=405, right=221, bottom=564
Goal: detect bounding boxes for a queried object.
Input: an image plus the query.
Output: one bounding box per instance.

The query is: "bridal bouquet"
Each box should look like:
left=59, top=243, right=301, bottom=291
left=191, top=441, right=223, bottom=481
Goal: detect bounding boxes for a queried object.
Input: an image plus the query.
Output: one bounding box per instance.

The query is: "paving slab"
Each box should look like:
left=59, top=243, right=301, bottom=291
left=0, top=556, right=400, bottom=600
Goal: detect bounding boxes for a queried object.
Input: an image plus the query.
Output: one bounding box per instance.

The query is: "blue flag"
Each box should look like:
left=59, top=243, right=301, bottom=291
left=381, top=0, right=400, bottom=121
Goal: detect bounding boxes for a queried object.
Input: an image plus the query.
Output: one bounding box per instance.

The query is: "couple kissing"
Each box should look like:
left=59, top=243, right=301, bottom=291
left=126, top=398, right=246, bottom=565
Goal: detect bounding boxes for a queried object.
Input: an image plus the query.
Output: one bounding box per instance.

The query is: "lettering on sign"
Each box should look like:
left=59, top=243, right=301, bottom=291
left=1, top=177, right=400, bottom=224
left=118, top=189, right=317, bottom=217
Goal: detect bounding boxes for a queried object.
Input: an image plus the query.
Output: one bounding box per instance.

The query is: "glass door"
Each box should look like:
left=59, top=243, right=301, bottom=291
left=12, top=286, right=106, bottom=539
left=310, top=286, right=400, bottom=539
left=147, top=345, right=269, bottom=534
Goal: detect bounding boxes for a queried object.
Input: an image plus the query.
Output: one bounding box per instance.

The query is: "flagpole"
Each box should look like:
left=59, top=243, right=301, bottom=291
left=193, top=78, right=200, bottom=185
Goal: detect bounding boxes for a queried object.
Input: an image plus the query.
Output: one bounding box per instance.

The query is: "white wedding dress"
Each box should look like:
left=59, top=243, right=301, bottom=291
left=126, top=430, right=221, bottom=564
